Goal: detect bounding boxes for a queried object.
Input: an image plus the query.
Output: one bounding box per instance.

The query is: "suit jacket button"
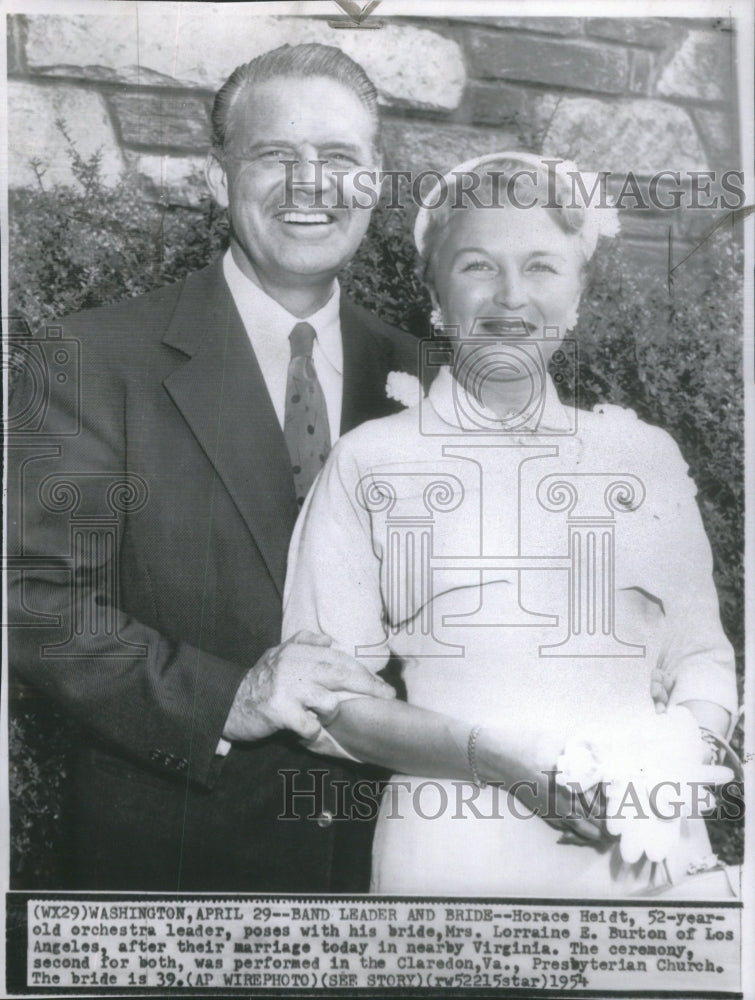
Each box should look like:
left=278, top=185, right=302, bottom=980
left=149, top=749, right=162, bottom=762
left=316, top=810, right=334, bottom=829
left=176, top=759, right=188, bottom=772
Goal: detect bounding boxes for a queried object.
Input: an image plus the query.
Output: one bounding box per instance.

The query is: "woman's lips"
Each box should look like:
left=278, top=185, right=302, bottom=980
left=475, top=317, right=537, bottom=336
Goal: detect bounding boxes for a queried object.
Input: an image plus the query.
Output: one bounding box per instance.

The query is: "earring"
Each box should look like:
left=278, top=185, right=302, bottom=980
left=430, top=307, right=444, bottom=331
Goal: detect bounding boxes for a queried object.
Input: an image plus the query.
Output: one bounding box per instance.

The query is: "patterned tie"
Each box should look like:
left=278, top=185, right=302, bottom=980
left=284, top=322, right=332, bottom=507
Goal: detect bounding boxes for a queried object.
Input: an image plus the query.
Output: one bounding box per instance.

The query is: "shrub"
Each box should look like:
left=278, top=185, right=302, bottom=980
left=8, top=703, right=79, bottom=887
left=9, top=122, right=229, bottom=332
left=9, top=139, right=744, bottom=878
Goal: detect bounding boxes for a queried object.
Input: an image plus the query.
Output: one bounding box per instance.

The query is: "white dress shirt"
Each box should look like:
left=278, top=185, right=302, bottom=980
left=218, top=250, right=346, bottom=756
left=222, top=248, right=344, bottom=443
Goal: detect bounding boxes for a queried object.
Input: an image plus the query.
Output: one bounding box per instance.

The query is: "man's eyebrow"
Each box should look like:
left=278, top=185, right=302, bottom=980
left=231, top=140, right=297, bottom=153
left=318, top=141, right=363, bottom=151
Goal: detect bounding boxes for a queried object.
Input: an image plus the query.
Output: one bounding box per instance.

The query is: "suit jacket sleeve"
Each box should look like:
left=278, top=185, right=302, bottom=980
left=7, top=314, right=247, bottom=791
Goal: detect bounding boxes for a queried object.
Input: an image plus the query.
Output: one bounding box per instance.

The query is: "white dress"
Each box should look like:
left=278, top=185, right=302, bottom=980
left=283, top=368, right=737, bottom=898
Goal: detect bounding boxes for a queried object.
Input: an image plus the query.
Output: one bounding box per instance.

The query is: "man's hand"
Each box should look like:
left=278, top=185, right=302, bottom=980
left=223, top=630, right=396, bottom=743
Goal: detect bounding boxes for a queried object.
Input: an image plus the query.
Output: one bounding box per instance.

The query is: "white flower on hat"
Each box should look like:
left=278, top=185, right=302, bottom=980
left=557, top=158, right=620, bottom=257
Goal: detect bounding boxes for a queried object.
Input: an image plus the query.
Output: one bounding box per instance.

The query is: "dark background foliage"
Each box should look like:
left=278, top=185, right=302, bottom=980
left=8, top=149, right=744, bottom=885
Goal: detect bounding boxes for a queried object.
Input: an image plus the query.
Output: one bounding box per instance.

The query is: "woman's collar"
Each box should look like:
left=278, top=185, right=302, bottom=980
left=426, top=366, right=576, bottom=435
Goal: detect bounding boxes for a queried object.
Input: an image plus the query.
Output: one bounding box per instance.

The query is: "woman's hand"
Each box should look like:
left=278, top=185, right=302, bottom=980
left=651, top=667, right=672, bottom=713
left=475, top=726, right=610, bottom=847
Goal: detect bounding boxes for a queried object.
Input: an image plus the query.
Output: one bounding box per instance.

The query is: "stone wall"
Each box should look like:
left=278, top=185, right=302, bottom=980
left=7, top=9, right=740, bottom=258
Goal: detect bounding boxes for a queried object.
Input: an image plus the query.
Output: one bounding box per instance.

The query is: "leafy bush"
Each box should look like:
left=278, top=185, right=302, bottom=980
left=9, top=122, right=229, bottom=331
left=9, top=138, right=744, bottom=879
left=572, top=236, right=744, bottom=669
left=8, top=702, right=79, bottom=888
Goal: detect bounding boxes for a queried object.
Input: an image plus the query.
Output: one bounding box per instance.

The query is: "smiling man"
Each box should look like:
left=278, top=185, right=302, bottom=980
left=207, top=62, right=378, bottom=313
left=8, top=43, right=417, bottom=891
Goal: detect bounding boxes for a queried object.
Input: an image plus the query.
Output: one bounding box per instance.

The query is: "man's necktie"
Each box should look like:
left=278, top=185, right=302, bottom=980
left=284, top=321, right=332, bottom=507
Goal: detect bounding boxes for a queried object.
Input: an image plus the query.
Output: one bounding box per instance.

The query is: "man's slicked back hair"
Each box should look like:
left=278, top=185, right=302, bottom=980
left=211, top=42, right=380, bottom=151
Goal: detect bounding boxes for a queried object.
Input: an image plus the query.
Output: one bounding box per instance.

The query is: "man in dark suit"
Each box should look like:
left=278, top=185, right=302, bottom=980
left=8, top=43, right=417, bottom=891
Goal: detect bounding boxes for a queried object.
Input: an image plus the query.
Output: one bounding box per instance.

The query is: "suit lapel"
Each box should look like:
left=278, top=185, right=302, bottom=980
left=340, top=297, right=392, bottom=434
left=162, top=263, right=298, bottom=596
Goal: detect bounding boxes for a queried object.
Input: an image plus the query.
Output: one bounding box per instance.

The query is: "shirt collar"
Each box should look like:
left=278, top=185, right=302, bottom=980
left=427, top=365, right=575, bottom=435
left=223, top=248, right=343, bottom=373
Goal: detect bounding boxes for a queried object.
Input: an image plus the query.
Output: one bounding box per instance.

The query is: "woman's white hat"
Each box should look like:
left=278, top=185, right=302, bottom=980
left=413, top=150, right=620, bottom=263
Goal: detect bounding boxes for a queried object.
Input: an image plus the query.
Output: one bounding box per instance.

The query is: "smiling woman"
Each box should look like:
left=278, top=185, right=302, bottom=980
left=429, top=208, right=582, bottom=409
left=282, top=151, right=738, bottom=899
left=415, top=154, right=620, bottom=418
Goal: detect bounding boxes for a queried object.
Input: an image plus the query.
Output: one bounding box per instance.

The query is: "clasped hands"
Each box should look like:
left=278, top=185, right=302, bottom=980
left=223, top=630, right=395, bottom=743
left=223, top=638, right=678, bottom=853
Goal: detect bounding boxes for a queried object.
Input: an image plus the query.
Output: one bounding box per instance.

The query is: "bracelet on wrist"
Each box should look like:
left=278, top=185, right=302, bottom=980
left=467, top=724, right=487, bottom=789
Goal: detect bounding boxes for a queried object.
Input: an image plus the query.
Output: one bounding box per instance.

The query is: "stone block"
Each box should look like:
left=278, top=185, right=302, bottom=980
left=657, top=28, right=734, bottom=101
left=585, top=18, right=677, bottom=48
left=29, top=64, right=183, bottom=87
left=109, top=92, right=211, bottom=150
left=603, top=174, right=662, bottom=213
left=136, top=154, right=209, bottom=207
left=615, top=214, right=674, bottom=243
left=465, top=81, right=530, bottom=129
left=381, top=120, right=520, bottom=177
left=335, top=23, right=465, bottom=112
left=628, top=50, right=655, bottom=95
left=23, top=12, right=465, bottom=111
left=454, top=17, right=583, bottom=36
left=7, top=15, right=27, bottom=74
left=691, top=108, right=739, bottom=167
left=534, top=95, right=709, bottom=173
left=8, top=80, right=124, bottom=188
left=466, top=30, right=628, bottom=94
